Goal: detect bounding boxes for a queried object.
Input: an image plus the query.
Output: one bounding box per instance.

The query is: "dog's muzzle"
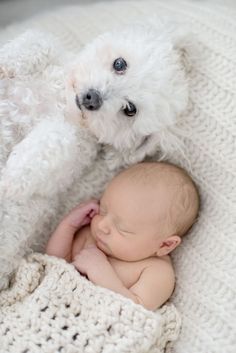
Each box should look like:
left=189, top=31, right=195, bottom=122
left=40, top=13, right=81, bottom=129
left=82, top=89, right=103, bottom=111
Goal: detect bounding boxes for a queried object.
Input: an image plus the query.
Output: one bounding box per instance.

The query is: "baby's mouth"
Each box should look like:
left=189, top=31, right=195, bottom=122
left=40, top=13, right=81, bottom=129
left=95, top=233, right=108, bottom=248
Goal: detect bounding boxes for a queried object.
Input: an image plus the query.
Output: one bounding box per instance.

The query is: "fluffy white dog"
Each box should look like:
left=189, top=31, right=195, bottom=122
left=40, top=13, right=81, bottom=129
left=0, top=22, right=189, bottom=289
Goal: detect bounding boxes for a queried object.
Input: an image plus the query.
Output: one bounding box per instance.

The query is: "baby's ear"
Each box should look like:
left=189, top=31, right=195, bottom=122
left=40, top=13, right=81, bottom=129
left=156, top=235, right=181, bottom=257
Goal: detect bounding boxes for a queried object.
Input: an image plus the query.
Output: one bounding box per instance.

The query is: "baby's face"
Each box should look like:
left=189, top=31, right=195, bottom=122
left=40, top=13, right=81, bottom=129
left=90, top=176, right=170, bottom=261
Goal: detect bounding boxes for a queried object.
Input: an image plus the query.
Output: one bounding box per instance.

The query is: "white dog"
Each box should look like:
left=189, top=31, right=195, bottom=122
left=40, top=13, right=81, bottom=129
left=0, top=22, right=190, bottom=289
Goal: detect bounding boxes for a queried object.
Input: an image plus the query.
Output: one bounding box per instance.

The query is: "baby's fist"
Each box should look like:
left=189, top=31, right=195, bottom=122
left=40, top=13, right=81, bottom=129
left=73, top=245, right=107, bottom=278
left=64, top=200, right=99, bottom=228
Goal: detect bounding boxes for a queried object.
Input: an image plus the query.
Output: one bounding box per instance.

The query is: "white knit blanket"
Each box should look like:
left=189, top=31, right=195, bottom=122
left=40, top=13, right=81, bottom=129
left=0, top=1, right=235, bottom=353
left=0, top=253, right=180, bottom=353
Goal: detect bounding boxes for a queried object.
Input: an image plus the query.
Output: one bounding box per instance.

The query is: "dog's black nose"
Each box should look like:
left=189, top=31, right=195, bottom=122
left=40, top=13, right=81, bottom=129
left=82, top=89, right=103, bottom=111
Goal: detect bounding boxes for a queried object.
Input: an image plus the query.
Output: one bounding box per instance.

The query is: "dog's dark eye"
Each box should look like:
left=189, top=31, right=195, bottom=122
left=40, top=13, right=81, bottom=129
left=113, top=57, right=127, bottom=73
left=123, top=102, right=137, bottom=117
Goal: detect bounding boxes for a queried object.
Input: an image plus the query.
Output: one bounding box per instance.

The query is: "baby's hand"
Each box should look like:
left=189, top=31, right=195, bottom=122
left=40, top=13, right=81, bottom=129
left=73, top=245, right=108, bottom=278
left=64, top=200, right=99, bottom=228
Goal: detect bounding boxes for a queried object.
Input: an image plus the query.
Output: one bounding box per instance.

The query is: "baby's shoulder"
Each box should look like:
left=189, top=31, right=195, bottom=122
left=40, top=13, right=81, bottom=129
left=143, top=256, right=175, bottom=281
left=133, top=256, right=175, bottom=310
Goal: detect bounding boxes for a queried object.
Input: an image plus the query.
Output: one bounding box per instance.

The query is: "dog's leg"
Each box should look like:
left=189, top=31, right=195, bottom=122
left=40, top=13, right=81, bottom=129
left=0, top=117, right=98, bottom=199
left=0, top=117, right=98, bottom=288
left=0, top=30, right=60, bottom=79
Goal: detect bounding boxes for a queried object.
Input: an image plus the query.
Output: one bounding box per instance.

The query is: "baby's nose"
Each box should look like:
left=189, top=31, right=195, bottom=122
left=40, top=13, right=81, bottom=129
left=82, top=89, right=103, bottom=111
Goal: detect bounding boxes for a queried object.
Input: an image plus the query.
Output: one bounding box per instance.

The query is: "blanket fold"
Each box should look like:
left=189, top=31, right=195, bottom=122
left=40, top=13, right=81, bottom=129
left=0, top=253, right=181, bottom=353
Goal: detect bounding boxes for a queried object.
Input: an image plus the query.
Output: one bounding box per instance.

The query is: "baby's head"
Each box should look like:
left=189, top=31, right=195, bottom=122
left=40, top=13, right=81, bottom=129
left=91, top=162, right=199, bottom=261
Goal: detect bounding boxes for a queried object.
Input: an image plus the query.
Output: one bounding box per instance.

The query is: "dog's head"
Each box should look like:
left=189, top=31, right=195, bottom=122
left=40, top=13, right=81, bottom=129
left=67, top=22, right=191, bottom=160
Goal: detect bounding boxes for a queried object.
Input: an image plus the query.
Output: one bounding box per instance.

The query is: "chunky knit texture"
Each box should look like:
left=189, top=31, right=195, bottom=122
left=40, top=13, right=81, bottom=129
left=0, top=1, right=235, bottom=353
left=0, top=254, right=180, bottom=353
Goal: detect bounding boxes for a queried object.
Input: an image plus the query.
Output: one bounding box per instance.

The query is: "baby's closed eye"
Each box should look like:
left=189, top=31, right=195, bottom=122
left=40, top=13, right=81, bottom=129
left=115, top=223, right=134, bottom=235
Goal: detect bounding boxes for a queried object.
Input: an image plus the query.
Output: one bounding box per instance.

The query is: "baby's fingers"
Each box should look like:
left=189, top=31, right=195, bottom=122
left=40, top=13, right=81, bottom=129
left=66, top=200, right=99, bottom=227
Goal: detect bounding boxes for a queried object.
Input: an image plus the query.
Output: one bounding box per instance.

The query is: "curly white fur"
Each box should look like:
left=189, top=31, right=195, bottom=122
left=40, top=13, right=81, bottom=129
left=0, top=21, right=190, bottom=289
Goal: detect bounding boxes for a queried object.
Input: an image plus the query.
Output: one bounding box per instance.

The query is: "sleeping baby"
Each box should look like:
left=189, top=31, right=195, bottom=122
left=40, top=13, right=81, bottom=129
left=46, top=162, right=199, bottom=310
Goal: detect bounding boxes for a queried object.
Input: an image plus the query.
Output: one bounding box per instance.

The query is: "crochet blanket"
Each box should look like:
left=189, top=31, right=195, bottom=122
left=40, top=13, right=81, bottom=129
left=0, top=1, right=235, bottom=353
left=0, top=253, right=180, bottom=353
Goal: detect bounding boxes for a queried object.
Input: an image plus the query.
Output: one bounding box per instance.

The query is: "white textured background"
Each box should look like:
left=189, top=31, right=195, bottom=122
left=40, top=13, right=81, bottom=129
left=0, top=0, right=235, bottom=28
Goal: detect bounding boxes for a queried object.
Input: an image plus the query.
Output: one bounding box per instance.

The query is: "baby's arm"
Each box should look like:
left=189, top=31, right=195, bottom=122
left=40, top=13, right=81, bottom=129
left=73, top=245, right=140, bottom=302
left=73, top=247, right=175, bottom=310
left=46, top=200, right=99, bottom=262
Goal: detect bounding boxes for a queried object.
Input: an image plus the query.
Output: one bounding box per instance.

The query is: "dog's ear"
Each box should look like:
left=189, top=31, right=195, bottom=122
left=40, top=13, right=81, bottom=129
left=172, top=26, right=196, bottom=74
left=149, top=17, right=195, bottom=73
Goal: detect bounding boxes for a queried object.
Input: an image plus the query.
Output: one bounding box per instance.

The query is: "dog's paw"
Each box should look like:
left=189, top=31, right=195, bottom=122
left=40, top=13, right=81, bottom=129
left=0, top=30, right=61, bottom=78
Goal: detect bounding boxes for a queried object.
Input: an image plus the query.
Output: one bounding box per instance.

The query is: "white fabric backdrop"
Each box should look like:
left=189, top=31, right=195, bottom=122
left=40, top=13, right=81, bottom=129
left=0, top=1, right=235, bottom=352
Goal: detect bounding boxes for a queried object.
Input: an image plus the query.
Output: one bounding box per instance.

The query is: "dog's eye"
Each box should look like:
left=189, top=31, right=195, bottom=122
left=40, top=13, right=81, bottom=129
left=123, top=102, right=137, bottom=117
left=113, top=57, right=127, bottom=73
